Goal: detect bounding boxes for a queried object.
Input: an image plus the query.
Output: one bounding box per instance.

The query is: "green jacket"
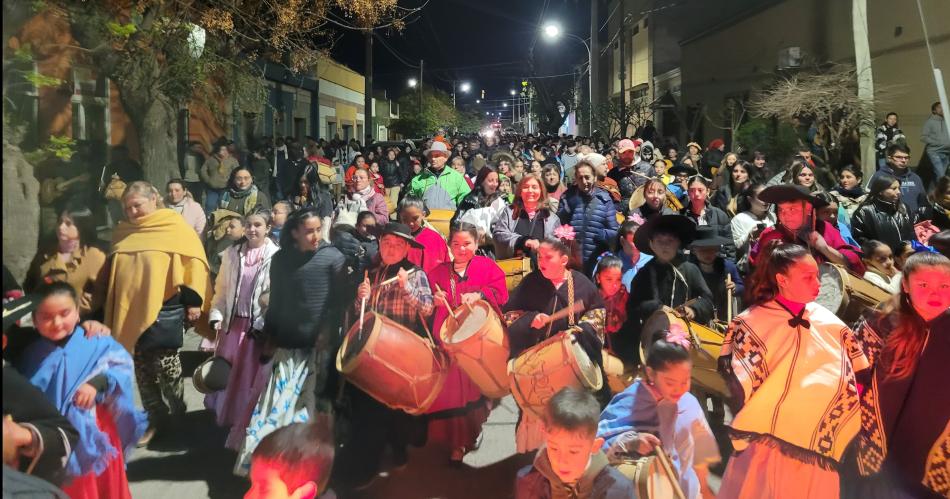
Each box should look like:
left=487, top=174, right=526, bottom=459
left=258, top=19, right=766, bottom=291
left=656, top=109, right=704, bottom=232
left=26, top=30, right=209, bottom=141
left=408, top=167, right=471, bottom=208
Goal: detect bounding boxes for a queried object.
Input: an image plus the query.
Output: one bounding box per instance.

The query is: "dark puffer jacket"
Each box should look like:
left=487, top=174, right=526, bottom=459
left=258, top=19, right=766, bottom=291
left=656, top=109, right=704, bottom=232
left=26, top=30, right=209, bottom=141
left=557, top=186, right=620, bottom=272
left=851, top=198, right=915, bottom=253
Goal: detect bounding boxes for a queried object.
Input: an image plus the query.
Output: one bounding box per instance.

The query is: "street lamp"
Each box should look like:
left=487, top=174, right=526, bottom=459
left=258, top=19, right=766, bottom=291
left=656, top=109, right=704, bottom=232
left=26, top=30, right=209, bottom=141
left=408, top=78, right=417, bottom=88
left=476, top=99, right=481, bottom=104
left=510, top=89, right=516, bottom=96
left=543, top=22, right=593, bottom=135
left=503, top=102, right=508, bottom=107
left=460, top=82, right=472, bottom=93
left=453, top=80, right=472, bottom=108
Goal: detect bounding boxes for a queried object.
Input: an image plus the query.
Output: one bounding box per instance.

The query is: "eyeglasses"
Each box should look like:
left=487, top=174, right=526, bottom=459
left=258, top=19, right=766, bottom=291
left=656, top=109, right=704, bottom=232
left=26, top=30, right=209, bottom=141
left=891, top=155, right=910, bottom=161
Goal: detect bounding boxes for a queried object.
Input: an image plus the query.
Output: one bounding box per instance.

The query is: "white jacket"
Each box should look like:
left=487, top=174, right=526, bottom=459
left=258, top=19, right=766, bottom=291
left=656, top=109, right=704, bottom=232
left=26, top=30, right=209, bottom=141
left=209, top=238, right=279, bottom=333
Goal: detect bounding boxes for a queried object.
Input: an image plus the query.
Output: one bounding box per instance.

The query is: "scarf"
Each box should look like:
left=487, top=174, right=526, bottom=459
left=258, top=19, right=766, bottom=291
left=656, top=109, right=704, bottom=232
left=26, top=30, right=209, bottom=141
left=832, top=185, right=866, bottom=199
left=722, top=301, right=869, bottom=465
left=16, top=328, right=146, bottom=478
left=107, top=209, right=211, bottom=351
left=350, top=184, right=375, bottom=201
left=220, top=185, right=259, bottom=214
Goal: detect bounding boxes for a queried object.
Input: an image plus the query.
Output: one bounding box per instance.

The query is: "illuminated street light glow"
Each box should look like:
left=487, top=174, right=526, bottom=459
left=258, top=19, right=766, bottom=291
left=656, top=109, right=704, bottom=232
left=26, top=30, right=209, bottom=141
left=460, top=82, right=471, bottom=93
left=510, top=89, right=516, bottom=96
left=408, top=78, right=417, bottom=88
left=543, top=23, right=561, bottom=39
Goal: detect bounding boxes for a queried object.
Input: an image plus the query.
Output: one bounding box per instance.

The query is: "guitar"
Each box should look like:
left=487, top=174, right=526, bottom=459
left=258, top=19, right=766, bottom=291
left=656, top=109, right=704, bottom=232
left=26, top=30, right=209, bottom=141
left=39, top=173, right=91, bottom=205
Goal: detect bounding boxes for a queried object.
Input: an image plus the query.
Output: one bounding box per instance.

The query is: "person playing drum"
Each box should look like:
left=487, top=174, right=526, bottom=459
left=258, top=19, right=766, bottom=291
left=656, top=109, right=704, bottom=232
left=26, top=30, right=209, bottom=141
left=428, top=223, right=509, bottom=465
left=717, top=243, right=869, bottom=498
left=598, top=328, right=720, bottom=499
left=337, top=222, right=435, bottom=489
left=619, top=214, right=714, bottom=374
left=503, top=229, right=607, bottom=453
left=750, top=184, right=865, bottom=274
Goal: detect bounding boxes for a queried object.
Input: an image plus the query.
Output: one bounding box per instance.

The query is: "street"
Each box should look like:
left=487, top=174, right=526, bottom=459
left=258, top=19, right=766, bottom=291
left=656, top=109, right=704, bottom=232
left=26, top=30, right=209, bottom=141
left=128, top=331, right=727, bottom=499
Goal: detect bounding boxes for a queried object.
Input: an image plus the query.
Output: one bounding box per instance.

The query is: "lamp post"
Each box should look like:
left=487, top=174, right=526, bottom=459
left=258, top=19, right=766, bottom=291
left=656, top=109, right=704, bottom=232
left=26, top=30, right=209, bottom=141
left=543, top=22, right=592, bottom=135
left=453, top=80, right=471, bottom=108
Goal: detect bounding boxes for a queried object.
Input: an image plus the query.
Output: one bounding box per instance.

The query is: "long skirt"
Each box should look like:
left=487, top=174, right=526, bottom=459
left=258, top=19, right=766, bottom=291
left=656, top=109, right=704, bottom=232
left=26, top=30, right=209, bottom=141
left=718, top=440, right=840, bottom=499
left=426, top=361, right=490, bottom=454
left=233, top=347, right=319, bottom=476
left=61, top=409, right=132, bottom=499
left=204, top=317, right=271, bottom=449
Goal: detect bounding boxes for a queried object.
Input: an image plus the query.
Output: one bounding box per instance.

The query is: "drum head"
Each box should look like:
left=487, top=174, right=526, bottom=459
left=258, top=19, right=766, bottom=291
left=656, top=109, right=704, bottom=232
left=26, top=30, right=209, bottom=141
left=817, top=263, right=845, bottom=314
left=569, top=338, right=604, bottom=391
left=342, top=313, right=377, bottom=364
left=451, top=303, right=489, bottom=343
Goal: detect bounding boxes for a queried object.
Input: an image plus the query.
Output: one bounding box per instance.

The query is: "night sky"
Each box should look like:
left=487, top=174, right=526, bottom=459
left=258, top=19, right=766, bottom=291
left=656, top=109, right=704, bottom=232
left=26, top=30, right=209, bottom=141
left=330, top=0, right=591, bottom=116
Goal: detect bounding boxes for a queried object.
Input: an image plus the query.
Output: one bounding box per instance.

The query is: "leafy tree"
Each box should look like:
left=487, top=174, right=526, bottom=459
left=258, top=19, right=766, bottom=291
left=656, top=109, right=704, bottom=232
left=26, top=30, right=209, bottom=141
left=390, top=86, right=459, bottom=138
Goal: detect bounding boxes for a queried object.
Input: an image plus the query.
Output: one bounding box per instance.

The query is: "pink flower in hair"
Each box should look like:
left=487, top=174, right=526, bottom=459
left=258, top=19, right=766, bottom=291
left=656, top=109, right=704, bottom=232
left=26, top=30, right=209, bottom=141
left=554, top=224, right=576, bottom=241
left=629, top=213, right=646, bottom=226
left=665, top=324, right=692, bottom=350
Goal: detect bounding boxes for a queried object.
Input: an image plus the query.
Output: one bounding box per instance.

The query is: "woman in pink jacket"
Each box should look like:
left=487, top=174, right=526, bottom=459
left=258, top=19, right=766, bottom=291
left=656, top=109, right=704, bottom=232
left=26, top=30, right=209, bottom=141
left=165, top=178, right=207, bottom=239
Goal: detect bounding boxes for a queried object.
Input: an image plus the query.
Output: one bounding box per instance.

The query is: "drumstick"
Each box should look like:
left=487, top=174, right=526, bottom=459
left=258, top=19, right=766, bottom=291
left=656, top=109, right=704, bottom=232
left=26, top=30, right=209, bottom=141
left=540, top=300, right=586, bottom=326
left=378, top=267, right=418, bottom=287
left=655, top=447, right=687, bottom=499
left=434, top=284, right=458, bottom=321
left=726, top=274, right=733, bottom=322
left=358, top=271, right=368, bottom=340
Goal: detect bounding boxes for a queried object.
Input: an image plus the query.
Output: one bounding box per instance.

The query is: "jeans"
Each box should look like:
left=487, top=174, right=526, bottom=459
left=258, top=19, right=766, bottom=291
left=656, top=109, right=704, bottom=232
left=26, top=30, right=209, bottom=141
left=927, top=149, right=950, bottom=180
left=204, top=188, right=225, bottom=214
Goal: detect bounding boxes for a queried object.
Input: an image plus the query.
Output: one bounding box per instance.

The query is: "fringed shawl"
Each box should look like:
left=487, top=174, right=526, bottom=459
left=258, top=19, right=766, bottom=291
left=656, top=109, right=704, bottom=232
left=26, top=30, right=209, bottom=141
left=16, top=328, right=147, bottom=478
left=721, top=301, right=868, bottom=464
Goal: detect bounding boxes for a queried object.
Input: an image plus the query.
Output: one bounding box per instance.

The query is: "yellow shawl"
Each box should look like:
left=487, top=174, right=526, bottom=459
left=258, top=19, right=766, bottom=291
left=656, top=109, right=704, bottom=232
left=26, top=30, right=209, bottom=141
left=106, top=209, right=212, bottom=352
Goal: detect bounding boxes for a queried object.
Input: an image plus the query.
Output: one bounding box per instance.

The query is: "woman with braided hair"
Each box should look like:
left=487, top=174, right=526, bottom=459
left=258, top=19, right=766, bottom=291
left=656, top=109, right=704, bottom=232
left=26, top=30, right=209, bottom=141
left=502, top=228, right=607, bottom=453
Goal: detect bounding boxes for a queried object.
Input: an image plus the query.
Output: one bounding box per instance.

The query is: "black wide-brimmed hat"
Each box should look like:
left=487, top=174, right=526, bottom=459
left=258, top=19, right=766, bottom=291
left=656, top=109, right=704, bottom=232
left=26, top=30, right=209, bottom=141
left=634, top=214, right=697, bottom=252
left=192, top=356, right=232, bottom=394
left=380, top=222, right=424, bottom=249
left=668, top=164, right=698, bottom=176
left=758, top=184, right=829, bottom=208
left=690, top=226, right=731, bottom=248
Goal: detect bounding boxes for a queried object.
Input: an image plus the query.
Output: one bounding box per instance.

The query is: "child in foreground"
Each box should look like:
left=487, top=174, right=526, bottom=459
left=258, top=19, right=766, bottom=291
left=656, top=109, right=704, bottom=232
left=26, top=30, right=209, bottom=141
left=515, top=387, right=634, bottom=499
left=245, top=418, right=335, bottom=499
left=16, top=281, right=146, bottom=499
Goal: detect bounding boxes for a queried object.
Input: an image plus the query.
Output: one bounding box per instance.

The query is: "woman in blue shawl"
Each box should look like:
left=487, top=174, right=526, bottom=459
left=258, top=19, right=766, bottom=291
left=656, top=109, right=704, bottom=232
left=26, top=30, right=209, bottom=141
left=16, top=282, right=146, bottom=498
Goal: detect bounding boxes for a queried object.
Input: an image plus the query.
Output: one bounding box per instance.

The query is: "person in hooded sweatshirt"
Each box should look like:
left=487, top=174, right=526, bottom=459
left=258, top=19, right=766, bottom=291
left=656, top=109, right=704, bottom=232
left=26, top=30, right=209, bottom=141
left=867, top=143, right=927, bottom=213
left=515, top=388, right=634, bottom=499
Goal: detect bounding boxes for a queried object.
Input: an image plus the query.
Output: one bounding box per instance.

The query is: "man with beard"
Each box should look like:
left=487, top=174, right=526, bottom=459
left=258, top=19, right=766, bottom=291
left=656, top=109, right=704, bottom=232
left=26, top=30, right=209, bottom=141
left=607, top=139, right=655, bottom=214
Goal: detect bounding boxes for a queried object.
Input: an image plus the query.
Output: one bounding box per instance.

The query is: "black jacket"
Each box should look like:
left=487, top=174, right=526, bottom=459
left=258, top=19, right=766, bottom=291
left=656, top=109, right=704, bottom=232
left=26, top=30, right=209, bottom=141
left=851, top=198, right=915, bottom=253
left=917, top=202, right=950, bottom=232
left=379, top=158, right=404, bottom=188
left=264, top=243, right=345, bottom=349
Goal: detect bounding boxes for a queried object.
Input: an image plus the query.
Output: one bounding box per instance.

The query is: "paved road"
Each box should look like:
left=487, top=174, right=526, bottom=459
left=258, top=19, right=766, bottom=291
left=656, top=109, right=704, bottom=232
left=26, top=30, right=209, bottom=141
left=128, top=331, right=728, bottom=498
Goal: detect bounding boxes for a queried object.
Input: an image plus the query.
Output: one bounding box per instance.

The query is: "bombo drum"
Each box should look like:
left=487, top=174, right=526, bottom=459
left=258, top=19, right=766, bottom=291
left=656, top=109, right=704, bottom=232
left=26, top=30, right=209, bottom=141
left=337, top=312, right=448, bottom=415
left=497, top=257, right=532, bottom=291
left=441, top=300, right=510, bottom=398
left=427, top=209, right=455, bottom=239
left=509, top=331, right=603, bottom=419
left=603, top=351, right=635, bottom=395
left=616, top=454, right=681, bottom=499
left=817, top=263, right=891, bottom=324
left=640, top=309, right=727, bottom=397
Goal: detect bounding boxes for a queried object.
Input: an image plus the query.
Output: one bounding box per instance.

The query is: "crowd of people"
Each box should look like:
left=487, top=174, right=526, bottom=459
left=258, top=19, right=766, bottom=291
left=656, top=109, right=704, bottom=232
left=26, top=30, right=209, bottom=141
left=3, top=109, right=950, bottom=499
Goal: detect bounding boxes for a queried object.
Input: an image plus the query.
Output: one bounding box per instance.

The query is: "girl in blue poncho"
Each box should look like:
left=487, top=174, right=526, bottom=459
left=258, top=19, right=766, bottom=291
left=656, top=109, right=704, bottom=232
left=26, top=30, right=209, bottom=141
left=16, top=281, right=147, bottom=498
left=597, top=327, right=720, bottom=499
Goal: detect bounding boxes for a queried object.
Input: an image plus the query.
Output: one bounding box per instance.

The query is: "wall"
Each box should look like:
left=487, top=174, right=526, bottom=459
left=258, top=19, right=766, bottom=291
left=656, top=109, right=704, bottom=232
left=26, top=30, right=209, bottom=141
left=679, top=0, right=950, bottom=158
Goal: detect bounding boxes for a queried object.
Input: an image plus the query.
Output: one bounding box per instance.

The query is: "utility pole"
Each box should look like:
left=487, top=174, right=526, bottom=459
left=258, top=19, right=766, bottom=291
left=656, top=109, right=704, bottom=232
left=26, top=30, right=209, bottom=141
left=618, top=2, right=626, bottom=137
left=590, top=0, right=600, bottom=136
left=364, top=30, right=374, bottom=143
left=852, top=0, right=875, bottom=181
left=419, top=59, right=424, bottom=114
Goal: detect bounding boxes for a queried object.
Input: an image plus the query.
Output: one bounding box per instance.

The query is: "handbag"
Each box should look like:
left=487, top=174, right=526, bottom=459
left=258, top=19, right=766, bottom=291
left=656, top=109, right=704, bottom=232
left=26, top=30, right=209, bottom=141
left=136, top=304, right=186, bottom=351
